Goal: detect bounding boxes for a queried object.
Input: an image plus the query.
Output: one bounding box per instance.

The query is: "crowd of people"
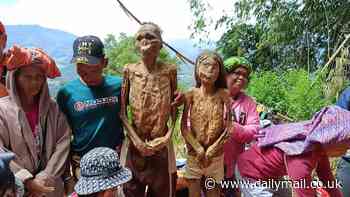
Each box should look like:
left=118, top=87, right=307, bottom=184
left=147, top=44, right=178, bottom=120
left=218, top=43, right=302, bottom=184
left=0, top=19, right=350, bottom=197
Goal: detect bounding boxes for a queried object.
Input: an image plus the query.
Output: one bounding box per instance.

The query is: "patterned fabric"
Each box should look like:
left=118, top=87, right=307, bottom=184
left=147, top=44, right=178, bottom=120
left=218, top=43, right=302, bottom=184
left=224, top=56, right=252, bottom=74
left=258, top=105, right=350, bottom=155
left=3, top=46, right=61, bottom=78
left=74, top=147, right=132, bottom=195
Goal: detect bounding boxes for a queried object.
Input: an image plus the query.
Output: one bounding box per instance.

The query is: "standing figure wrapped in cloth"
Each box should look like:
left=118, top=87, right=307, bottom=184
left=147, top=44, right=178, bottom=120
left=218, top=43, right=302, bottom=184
left=181, top=51, right=232, bottom=197
left=120, top=22, right=178, bottom=197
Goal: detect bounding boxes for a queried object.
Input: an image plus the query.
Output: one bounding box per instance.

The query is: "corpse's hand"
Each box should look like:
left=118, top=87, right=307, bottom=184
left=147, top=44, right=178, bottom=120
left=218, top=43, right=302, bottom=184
left=171, top=91, right=185, bottom=107
left=134, top=140, right=155, bottom=157
left=195, top=146, right=206, bottom=167
left=146, top=135, right=171, bottom=152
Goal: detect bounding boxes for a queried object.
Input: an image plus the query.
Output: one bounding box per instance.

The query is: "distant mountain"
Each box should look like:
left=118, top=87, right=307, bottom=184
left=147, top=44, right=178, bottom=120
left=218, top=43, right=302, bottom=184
left=4, top=25, right=209, bottom=94
left=5, top=25, right=78, bottom=96
left=6, top=25, right=77, bottom=65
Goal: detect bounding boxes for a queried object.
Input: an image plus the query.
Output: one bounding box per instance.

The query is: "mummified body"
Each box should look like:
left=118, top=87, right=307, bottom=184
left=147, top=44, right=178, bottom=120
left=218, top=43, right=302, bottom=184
left=188, top=89, right=227, bottom=155
left=181, top=51, right=232, bottom=197
left=121, top=22, right=177, bottom=197
left=126, top=62, right=176, bottom=140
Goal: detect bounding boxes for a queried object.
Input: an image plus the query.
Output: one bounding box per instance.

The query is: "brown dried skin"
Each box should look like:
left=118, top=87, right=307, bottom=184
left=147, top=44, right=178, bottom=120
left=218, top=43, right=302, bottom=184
left=121, top=23, right=178, bottom=157
left=181, top=88, right=232, bottom=167
left=121, top=62, right=177, bottom=156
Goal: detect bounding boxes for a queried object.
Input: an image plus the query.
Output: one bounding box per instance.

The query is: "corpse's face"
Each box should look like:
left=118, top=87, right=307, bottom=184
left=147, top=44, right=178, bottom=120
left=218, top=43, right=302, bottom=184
left=197, top=57, right=220, bottom=86
left=135, top=31, right=162, bottom=59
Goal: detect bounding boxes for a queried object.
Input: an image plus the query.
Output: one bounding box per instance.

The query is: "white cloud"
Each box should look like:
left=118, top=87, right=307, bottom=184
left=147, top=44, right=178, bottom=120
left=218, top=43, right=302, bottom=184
left=0, top=0, right=234, bottom=40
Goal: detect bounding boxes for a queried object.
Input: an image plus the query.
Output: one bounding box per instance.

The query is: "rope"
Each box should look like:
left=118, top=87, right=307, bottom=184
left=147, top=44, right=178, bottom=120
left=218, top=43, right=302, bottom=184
left=116, top=0, right=195, bottom=66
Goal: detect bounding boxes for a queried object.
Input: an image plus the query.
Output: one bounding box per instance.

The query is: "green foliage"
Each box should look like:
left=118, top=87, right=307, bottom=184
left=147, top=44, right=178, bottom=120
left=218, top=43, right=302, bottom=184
left=247, top=69, right=333, bottom=120
left=188, top=0, right=350, bottom=71
left=104, top=33, right=180, bottom=76
left=282, top=69, right=328, bottom=120
left=247, top=71, right=286, bottom=113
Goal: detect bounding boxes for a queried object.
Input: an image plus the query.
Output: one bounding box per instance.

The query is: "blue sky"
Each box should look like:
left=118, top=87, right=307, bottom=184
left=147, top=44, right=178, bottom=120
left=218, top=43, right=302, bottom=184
left=0, top=0, right=17, bottom=6
left=0, top=0, right=233, bottom=40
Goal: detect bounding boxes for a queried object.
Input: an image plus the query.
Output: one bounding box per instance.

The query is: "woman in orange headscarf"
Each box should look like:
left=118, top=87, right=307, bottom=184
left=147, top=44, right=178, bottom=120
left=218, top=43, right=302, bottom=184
left=0, top=46, right=70, bottom=197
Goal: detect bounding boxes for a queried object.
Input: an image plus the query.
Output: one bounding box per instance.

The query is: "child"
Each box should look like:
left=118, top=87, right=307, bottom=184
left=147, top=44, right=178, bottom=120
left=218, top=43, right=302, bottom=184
left=71, top=147, right=132, bottom=197
left=181, top=50, right=232, bottom=197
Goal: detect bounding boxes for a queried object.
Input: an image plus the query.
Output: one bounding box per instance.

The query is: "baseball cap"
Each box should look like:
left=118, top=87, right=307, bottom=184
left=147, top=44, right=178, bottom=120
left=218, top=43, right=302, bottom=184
left=71, top=35, right=105, bottom=65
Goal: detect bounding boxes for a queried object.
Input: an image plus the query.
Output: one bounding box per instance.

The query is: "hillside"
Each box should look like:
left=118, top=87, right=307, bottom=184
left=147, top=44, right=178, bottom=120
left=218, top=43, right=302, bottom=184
left=5, top=25, right=204, bottom=94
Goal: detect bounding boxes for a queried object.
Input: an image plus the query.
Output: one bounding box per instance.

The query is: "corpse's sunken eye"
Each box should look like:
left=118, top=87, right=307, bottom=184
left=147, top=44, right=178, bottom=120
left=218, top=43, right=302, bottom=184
left=145, top=33, right=156, bottom=40
left=136, top=33, right=156, bottom=41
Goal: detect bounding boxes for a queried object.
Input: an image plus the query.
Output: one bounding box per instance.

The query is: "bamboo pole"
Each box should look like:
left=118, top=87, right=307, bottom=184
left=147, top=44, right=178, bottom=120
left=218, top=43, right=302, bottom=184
left=116, top=0, right=195, bottom=66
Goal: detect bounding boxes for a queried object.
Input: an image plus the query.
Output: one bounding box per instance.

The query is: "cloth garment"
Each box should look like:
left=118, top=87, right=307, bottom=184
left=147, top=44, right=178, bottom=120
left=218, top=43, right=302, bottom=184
left=223, top=92, right=260, bottom=178
left=3, top=46, right=60, bottom=78
left=123, top=142, right=176, bottom=197
left=258, top=105, right=350, bottom=156
left=0, top=69, right=70, bottom=197
left=237, top=144, right=343, bottom=197
left=57, top=75, right=124, bottom=157
left=184, top=154, right=224, bottom=183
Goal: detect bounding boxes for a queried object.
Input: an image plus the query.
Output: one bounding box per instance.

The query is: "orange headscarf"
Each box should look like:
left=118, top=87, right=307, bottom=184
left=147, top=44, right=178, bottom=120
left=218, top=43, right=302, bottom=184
left=3, top=45, right=61, bottom=79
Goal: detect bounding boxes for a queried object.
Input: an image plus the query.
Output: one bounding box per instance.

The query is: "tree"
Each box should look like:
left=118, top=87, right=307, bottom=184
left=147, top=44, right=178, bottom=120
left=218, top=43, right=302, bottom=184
left=188, top=0, right=350, bottom=71
left=104, top=33, right=180, bottom=76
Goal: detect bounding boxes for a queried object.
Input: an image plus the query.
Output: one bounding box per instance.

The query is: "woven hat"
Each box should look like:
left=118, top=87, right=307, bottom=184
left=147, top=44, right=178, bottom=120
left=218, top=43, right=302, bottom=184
left=74, top=147, right=132, bottom=195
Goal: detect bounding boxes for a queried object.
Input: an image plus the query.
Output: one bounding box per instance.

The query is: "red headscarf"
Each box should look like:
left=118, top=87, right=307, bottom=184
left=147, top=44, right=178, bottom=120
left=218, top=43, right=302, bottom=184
left=0, top=21, right=5, bottom=34
left=3, top=45, right=61, bottom=79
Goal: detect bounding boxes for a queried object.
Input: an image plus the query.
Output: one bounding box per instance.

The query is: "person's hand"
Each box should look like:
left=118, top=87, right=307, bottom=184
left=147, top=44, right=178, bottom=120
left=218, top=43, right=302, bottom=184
left=115, top=144, right=122, bottom=155
left=254, top=129, right=266, bottom=140
left=171, top=91, right=184, bottom=107
left=25, top=177, right=55, bottom=195
left=64, top=177, right=76, bottom=195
